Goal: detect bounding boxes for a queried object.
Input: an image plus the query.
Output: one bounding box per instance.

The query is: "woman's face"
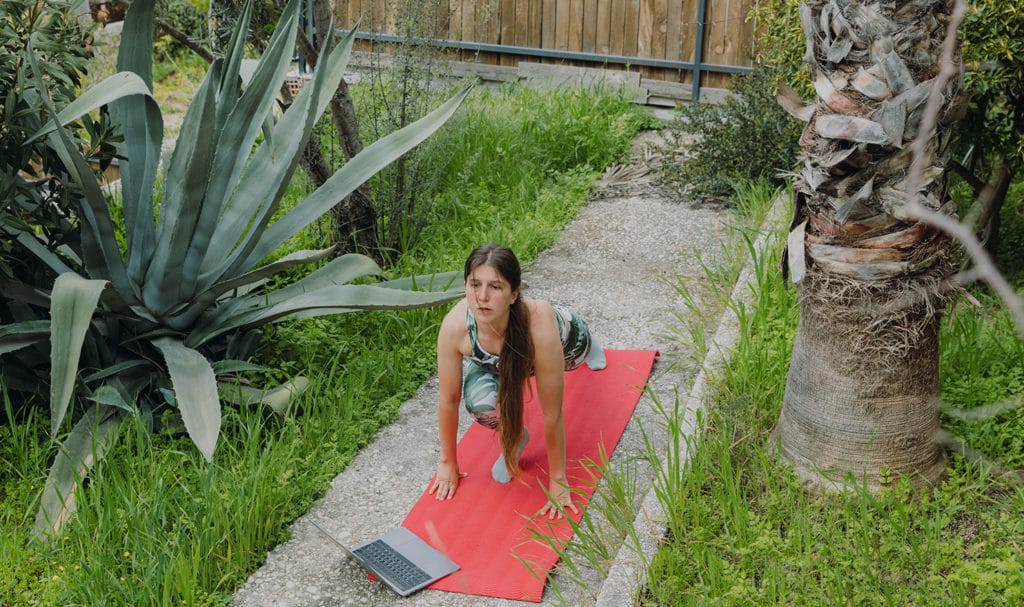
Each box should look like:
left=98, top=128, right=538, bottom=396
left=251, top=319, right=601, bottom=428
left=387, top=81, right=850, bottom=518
left=465, top=264, right=517, bottom=322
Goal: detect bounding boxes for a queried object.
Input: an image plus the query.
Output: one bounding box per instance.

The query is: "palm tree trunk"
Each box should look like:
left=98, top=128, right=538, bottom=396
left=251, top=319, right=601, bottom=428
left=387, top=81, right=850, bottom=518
left=773, top=0, right=968, bottom=490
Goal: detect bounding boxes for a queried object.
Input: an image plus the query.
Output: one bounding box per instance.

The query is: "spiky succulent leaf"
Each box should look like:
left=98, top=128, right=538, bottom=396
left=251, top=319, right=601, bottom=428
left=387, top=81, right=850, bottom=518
left=49, top=273, right=107, bottom=437
left=210, top=248, right=337, bottom=297
left=188, top=283, right=462, bottom=347
left=242, top=84, right=474, bottom=270
left=194, top=23, right=356, bottom=296
left=111, top=0, right=161, bottom=283
left=143, top=60, right=220, bottom=314
left=219, top=376, right=309, bottom=415
left=27, top=71, right=153, bottom=144
left=0, top=320, right=50, bottom=355
left=153, top=338, right=220, bottom=462
left=31, top=405, right=121, bottom=542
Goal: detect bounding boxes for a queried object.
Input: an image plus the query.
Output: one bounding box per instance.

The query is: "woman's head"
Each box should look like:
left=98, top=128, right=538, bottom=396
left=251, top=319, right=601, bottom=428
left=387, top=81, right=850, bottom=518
left=463, top=244, right=522, bottom=291
left=464, top=244, right=522, bottom=319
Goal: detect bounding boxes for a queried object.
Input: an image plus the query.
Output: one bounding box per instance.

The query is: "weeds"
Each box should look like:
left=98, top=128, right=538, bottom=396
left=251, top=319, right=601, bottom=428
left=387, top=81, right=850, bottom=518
left=634, top=180, right=1024, bottom=606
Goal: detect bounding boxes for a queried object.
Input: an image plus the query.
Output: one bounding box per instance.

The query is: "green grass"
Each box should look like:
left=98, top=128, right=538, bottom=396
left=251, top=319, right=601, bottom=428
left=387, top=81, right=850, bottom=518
left=0, top=81, right=650, bottom=606
left=636, top=181, right=1024, bottom=606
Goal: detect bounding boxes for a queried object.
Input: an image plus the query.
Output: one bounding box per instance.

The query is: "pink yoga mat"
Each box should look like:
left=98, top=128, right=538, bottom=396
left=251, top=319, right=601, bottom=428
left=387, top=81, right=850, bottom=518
left=401, top=349, right=658, bottom=601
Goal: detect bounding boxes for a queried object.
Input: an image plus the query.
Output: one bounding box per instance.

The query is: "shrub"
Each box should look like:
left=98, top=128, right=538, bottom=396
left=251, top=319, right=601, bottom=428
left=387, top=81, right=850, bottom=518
left=658, top=67, right=802, bottom=203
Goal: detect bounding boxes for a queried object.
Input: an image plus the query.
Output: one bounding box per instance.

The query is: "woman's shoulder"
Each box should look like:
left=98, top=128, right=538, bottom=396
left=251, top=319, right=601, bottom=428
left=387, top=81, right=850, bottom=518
left=524, top=298, right=558, bottom=336
left=524, top=297, right=554, bottom=316
left=439, top=298, right=469, bottom=336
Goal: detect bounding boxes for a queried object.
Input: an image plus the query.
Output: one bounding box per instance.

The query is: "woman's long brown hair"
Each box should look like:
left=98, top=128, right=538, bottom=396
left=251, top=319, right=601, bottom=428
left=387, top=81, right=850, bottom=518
left=464, top=244, right=533, bottom=479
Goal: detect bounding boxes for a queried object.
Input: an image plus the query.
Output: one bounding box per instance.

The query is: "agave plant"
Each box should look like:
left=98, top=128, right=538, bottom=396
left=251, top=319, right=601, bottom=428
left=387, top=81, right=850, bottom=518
left=1, top=0, right=469, bottom=540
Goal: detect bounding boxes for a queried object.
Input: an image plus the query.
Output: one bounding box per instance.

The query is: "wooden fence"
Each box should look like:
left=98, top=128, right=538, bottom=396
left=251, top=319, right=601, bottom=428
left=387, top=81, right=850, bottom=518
left=331, top=0, right=758, bottom=103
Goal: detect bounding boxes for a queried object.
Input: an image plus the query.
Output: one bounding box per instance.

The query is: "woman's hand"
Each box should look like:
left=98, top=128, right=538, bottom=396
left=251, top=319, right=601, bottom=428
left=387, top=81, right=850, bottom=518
left=428, top=462, right=466, bottom=501
left=536, top=479, right=579, bottom=520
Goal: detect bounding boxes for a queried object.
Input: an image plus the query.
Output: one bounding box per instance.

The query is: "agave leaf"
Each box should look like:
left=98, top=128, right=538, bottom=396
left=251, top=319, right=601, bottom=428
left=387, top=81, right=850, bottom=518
left=0, top=320, right=50, bottom=355
left=254, top=253, right=383, bottom=307
left=179, top=0, right=301, bottom=299
left=50, top=273, right=108, bottom=437
left=207, top=247, right=338, bottom=298
left=153, top=338, right=221, bottom=462
left=0, top=276, right=51, bottom=308
left=26, top=72, right=154, bottom=144
left=244, top=84, right=474, bottom=269
left=218, top=376, right=309, bottom=415
left=376, top=270, right=463, bottom=291
left=111, top=0, right=162, bottom=283
left=86, top=384, right=136, bottom=414
left=31, top=404, right=121, bottom=543
left=81, top=359, right=150, bottom=383
left=142, top=61, right=220, bottom=313
left=182, top=250, right=378, bottom=335
left=212, top=360, right=269, bottom=374
left=215, top=0, right=255, bottom=130
left=188, top=284, right=462, bottom=347
left=11, top=229, right=76, bottom=275
left=197, top=25, right=356, bottom=291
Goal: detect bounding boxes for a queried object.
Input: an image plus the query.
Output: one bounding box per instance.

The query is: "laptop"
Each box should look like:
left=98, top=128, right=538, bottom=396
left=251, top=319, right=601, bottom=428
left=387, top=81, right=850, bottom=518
left=311, top=520, right=459, bottom=597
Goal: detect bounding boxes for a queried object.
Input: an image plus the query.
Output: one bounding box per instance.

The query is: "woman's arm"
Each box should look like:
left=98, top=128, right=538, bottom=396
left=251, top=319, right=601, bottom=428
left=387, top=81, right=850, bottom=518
left=430, top=301, right=467, bottom=500
left=529, top=300, right=579, bottom=519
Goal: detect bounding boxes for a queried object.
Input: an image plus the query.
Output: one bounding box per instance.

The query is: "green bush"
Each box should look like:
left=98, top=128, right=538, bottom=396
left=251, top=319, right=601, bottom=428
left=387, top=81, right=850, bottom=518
left=659, top=67, right=802, bottom=202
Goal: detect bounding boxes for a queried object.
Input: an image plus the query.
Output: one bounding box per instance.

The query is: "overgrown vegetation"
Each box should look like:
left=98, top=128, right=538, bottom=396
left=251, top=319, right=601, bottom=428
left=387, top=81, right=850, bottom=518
left=657, top=68, right=802, bottom=203
left=635, top=183, right=1024, bottom=606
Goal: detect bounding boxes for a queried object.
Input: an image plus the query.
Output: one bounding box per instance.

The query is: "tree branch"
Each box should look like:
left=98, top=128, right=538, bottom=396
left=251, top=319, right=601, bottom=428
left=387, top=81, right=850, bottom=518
left=154, top=17, right=214, bottom=64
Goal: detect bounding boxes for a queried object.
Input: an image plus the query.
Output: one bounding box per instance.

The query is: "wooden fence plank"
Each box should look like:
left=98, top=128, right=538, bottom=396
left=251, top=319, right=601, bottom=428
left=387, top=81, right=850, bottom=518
left=568, top=0, right=583, bottom=51
left=638, top=0, right=654, bottom=57
left=528, top=0, right=542, bottom=48
left=515, top=0, right=531, bottom=46
left=555, top=0, right=570, bottom=50
left=486, top=0, right=502, bottom=44
left=595, top=0, right=611, bottom=54
left=582, top=0, right=598, bottom=53
left=448, top=0, right=463, bottom=57
left=652, top=0, right=667, bottom=59
left=623, top=0, right=640, bottom=56
left=665, top=0, right=683, bottom=62
left=608, top=0, right=625, bottom=55
left=541, top=0, right=556, bottom=49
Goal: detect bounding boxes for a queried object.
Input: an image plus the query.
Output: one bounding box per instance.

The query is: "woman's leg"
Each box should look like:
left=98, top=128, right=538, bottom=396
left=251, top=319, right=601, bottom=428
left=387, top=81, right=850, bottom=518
left=462, top=358, right=529, bottom=483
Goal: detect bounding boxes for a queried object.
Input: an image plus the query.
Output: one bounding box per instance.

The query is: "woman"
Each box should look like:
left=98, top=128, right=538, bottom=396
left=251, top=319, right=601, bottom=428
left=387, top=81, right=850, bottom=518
left=428, top=244, right=606, bottom=519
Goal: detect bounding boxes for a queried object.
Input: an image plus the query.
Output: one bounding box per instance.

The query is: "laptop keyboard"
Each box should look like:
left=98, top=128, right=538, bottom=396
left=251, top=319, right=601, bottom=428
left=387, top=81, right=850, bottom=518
left=353, top=540, right=432, bottom=592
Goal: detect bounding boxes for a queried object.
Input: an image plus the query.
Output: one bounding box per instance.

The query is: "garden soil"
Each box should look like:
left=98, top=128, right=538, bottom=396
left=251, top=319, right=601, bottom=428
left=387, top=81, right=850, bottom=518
left=230, top=127, right=730, bottom=607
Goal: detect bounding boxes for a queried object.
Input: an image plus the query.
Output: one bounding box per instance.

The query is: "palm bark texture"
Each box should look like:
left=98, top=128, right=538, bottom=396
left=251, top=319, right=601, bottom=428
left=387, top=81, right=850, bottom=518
left=774, top=0, right=969, bottom=489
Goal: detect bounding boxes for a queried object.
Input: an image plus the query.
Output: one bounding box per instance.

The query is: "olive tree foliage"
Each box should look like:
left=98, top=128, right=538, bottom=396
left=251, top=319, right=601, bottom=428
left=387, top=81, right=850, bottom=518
left=1, top=0, right=469, bottom=541
left=0, top=0, right=118, bottom=299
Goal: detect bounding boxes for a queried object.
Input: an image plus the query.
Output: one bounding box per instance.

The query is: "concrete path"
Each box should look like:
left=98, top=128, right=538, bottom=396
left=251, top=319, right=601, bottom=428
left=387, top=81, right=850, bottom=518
left=230, top=131, right=730, bottom=607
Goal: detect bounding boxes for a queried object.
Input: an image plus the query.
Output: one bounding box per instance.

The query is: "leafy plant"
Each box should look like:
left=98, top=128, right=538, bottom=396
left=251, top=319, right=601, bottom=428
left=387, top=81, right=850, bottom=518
left=658, top=67, right=802, bottom=203
left=1, top=0, right=469, bottom=541
left=0, top=0, right=118, bottom=293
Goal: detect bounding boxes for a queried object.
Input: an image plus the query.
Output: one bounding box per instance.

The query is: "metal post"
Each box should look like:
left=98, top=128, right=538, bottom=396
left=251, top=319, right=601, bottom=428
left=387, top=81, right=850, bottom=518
left=693, top=0, right=708, bottom=102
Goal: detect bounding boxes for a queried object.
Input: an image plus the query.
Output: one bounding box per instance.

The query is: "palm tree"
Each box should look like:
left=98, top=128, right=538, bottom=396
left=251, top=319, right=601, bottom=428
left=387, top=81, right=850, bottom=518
left=773, top=0, right=969, bottom=490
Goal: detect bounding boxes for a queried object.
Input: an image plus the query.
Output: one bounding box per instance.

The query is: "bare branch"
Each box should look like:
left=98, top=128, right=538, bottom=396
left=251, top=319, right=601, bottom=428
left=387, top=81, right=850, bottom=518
left=902, top=0, right=1024, bottom=336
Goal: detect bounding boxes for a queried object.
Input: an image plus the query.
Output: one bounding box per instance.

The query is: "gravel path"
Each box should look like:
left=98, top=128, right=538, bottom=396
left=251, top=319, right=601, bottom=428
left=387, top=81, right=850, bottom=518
left=230, top=130, right=730, bottom=607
